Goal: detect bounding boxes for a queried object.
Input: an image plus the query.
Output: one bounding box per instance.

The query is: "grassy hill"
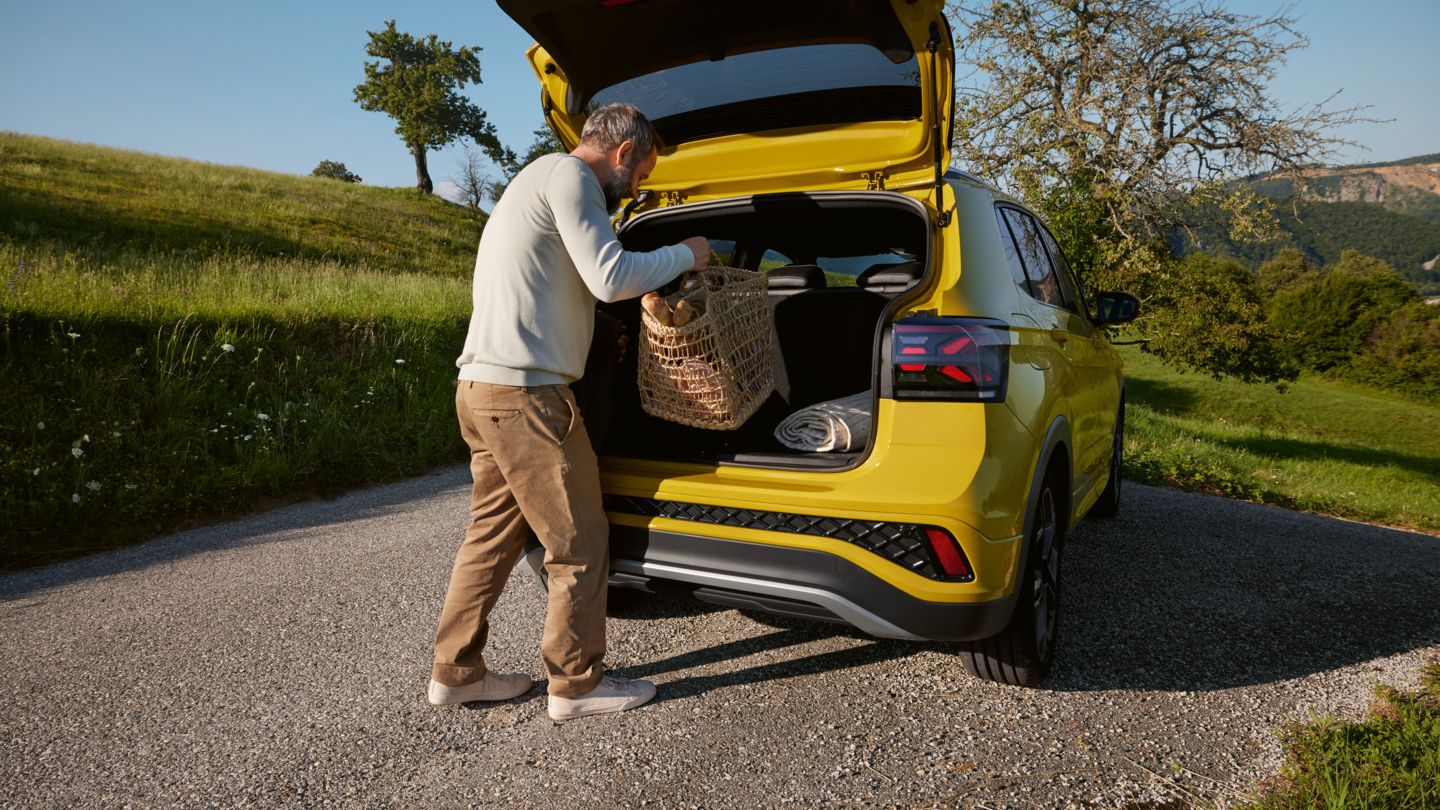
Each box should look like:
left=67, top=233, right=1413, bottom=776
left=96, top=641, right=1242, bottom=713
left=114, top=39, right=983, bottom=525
left=1, top=133, right=479, bottom=569
left=1, top=132, right=480, bottom=274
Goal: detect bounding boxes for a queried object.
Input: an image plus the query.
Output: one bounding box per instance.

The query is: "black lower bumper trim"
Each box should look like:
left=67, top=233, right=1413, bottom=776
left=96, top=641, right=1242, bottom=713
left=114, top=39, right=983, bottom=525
left=608, top=524, right=1016, bottom=642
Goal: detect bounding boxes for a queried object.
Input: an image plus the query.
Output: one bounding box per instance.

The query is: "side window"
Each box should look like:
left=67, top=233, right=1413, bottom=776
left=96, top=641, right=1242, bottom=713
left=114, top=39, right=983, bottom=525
left=758, top=249, right=793, bottom=273
left=1002, top=208, right=1063, bottom=307
left=710, top=239, right=737, bottom=267
left=1039, top=228, right=1088, bottom=317
left=994, top=209, right=1030, bottom=294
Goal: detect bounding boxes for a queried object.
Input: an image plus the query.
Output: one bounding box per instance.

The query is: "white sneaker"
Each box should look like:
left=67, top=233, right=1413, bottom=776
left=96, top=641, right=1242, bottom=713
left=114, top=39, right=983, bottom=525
left=427, top=672, right=533, bottom=705
left=547, top=674, right=657, bottom=722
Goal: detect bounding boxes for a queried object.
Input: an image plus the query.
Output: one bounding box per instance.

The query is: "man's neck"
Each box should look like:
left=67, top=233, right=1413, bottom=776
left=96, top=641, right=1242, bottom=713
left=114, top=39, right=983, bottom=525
left=571, top=145, right=610, bottom=186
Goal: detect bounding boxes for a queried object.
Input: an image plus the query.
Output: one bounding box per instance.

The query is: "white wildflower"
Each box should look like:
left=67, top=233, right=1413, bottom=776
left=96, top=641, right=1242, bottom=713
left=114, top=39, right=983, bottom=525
left=112, top=431, right=121, bottom=438
left=124, top=484, right=137, bottom=491
left=36, top=421, right=45, bottom=430
left=243, top=434, right=252, bottom=441
left=221, top=343, right=235, bottom=352
left=32, top=467, right=40, bottom=476
left=395, top=358, right=406, bottom=365
left=85, top=480, right=100, bottom=492
left=256, top=413, right=270, bottom=421
left=72, top=493, right=81, bottom=503
left=67, top=331, right=80, bottom=339
left=71, top=446, right=84, bottom=458
left=82, top=434, right=90, bottom=442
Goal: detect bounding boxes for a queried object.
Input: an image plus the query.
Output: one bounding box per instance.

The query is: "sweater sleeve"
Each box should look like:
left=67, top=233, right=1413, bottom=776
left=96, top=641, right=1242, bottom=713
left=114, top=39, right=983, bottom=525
left=547, top=157, right=693, bottom=303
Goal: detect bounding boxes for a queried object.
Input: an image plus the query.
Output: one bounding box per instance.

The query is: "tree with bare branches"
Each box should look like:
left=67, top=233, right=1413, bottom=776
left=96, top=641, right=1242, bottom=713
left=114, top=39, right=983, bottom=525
left=451, top=147, right=494, bottom=214
left=948, top=0, right=1368, bottom=380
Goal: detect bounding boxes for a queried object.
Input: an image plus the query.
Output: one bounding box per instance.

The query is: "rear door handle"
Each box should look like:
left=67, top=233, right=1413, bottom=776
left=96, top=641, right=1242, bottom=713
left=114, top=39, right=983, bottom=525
left=1049, top=327, right=1069, bottom=343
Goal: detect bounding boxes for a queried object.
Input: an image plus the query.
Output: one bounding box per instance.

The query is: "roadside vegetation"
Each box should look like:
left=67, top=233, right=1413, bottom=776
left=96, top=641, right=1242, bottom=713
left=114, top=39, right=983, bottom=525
left=1121, top=346, right=1440, bottom=532
left=1, top=133, right=475, bottom=570
left=1241, top=659, right=1440, bottom=809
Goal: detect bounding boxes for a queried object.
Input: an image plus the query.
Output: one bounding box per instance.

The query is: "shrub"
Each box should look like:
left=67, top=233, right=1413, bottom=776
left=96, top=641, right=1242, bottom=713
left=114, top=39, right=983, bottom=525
left=311, top=160, right=363, bottom=183
left=1350, top=302, right=1440, bottom=402
left=1268, top=252, right=1416, bottom=371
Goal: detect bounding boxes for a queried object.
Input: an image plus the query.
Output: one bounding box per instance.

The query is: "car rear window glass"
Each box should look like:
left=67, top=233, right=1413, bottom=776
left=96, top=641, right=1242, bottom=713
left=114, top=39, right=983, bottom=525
left=994, top=209, right=1030, bottom=294
left=590, top=44, right=922, bottom=141
left=1001, top=208, right=1064, bottom=308
left=1039, top=228, right=1088, bottom=317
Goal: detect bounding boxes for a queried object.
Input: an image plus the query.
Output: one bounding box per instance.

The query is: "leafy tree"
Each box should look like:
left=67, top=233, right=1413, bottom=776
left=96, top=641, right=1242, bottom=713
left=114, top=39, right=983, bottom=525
left=949, top=0, right=1366, bottom=381
left=353, top=20, right=506, bottom=194
left=1145, top=254, right=1296, bottom=383
left=1268, top=253, right=1416, bottom=371
left=310, top=160, right=362, bottom=183
left=1257, top=248, right=1318, bottom=295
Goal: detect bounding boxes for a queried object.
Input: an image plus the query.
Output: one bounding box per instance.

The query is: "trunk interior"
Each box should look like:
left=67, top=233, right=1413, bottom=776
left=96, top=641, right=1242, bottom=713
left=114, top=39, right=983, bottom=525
left=586, top=192, right=931, bottom=470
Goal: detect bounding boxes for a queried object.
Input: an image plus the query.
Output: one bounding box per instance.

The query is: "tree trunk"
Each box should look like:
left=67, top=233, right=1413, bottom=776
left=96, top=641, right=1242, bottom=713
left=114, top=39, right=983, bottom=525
left=412, top=146, right=433, bottom=194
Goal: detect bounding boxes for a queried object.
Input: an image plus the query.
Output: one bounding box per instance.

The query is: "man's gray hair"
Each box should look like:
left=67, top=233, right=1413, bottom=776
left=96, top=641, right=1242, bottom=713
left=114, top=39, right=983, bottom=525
left=579, top=103, right=660, bottom=156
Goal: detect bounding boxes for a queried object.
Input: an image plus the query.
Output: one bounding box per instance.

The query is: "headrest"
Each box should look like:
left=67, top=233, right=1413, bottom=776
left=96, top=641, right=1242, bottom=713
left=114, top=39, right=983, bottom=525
left=857, top=261, right=923, bottom=293
left=766, top=264, right=826, bottom=292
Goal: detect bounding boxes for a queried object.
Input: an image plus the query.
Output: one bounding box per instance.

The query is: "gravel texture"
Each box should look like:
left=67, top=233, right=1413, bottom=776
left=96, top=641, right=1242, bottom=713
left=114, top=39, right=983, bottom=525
left=2, top=471, right=1437, bottom=808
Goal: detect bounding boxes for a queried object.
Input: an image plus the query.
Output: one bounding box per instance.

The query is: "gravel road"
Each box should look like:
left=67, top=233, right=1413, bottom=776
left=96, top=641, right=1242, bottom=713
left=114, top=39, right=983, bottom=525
left=3, top=470, right=1437, bottom=808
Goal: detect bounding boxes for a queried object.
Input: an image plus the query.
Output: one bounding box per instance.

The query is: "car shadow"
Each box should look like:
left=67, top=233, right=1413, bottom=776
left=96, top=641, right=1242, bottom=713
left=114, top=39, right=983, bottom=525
left=1048, top=483, right=1440, bottom=692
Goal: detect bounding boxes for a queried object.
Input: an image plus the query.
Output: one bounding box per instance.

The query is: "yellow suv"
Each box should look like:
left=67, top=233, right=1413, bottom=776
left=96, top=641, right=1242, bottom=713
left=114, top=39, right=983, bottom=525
left=500, top=0, right=1139, bottom=686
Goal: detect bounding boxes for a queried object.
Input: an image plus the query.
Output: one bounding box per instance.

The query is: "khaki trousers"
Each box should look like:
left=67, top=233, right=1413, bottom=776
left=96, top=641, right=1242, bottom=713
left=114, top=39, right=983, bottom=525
left=431, top=381, right=609, bottom=698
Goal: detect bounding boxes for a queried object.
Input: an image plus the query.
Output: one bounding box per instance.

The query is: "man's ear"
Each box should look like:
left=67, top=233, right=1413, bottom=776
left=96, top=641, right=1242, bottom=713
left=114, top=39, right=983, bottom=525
left=614, top=139, right=635, bottom=167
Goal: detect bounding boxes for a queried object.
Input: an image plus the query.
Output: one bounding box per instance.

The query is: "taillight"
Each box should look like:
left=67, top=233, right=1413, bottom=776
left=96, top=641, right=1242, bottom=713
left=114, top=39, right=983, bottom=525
left=924, top=527, right=974, bottom=580
left=891, top=318, right=1009, bottom=401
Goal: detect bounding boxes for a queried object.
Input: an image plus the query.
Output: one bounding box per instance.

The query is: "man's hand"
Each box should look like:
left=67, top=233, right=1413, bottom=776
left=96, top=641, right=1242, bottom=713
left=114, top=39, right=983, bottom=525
left=681, top=236, right=712, bottom=271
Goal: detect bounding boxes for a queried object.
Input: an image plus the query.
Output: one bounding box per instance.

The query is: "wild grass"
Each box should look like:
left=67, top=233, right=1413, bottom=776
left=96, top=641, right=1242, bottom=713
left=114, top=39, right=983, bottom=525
left=1, top=134, right=477, bottom=570
left=1121, top=346, right=1440, bottom=532
left=1241, top=659, right=1440, bottom=809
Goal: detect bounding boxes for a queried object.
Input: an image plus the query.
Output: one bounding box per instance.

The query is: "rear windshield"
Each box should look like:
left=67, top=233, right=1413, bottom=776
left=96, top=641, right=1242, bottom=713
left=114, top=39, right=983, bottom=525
left=590, top=44, right=921, bottom=145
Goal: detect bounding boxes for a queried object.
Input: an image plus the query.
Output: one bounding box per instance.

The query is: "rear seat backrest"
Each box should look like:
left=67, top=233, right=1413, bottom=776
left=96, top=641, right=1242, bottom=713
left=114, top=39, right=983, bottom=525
left=766, top=263, right=826, bottom=297
left=856, top=261, right=924, bottom=295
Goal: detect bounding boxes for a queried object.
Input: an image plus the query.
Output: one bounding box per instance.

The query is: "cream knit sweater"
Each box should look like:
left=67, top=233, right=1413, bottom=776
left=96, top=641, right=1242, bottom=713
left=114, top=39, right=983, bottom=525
left=456, top=153, right=692, bottom=387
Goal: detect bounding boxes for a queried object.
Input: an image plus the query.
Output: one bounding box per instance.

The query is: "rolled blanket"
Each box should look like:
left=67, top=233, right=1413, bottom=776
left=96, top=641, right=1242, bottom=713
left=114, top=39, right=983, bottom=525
left=773, top=392, right=872, bottom=453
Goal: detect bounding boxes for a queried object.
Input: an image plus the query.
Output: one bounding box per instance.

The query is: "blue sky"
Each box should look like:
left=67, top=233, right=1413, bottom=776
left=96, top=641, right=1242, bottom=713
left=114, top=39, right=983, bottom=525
left=2, top=1, right=1436, bottom=192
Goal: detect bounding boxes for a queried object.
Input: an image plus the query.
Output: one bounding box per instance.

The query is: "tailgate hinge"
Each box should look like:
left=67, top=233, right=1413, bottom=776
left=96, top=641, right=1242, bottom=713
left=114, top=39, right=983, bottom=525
left=862, top=170, right=888, bottom=191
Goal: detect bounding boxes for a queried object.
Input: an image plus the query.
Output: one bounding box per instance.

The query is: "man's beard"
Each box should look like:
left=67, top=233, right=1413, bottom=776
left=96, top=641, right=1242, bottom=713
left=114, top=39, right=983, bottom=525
left=602, top=157, right=638, bottom=213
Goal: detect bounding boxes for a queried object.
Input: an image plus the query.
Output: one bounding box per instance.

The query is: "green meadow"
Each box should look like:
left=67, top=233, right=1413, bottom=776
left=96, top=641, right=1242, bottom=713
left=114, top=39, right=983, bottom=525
left=1121, top=347, right=1440, bottom=532
left=1, top=133, right=476, bottom=569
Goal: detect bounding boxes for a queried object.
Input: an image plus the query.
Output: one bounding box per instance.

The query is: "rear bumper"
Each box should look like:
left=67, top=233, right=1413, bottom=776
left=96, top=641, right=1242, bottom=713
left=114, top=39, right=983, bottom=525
left=530, top=524, right=1019, bottom=642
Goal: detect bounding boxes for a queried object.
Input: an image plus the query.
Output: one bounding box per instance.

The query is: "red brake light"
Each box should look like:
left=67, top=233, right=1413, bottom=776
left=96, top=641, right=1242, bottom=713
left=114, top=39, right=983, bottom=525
left=891, top=318, right=1009, bottom=401
left=924, top=528, right=973, bottom=579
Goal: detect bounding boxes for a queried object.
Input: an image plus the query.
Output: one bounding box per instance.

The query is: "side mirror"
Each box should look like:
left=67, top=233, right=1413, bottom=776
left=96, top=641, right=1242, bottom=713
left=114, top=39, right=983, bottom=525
left=1092, top=291, right=1140, bottom=325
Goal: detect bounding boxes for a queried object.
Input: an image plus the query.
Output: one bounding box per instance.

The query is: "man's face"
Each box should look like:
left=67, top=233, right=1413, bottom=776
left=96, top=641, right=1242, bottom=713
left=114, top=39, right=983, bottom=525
left=602, top=142, right=658, bottom=213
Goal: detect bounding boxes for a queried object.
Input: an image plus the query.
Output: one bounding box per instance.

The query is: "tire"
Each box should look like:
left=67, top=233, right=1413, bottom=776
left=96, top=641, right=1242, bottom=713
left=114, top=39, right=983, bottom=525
left=1089, top=400, right=1124, bottom=519
left=960, top=473, right=1064, bottom=687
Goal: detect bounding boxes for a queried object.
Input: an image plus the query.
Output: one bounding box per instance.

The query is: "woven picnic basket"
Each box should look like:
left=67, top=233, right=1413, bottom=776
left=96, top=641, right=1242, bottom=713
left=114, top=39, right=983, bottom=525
left=637, top=267, right=775, bottom=430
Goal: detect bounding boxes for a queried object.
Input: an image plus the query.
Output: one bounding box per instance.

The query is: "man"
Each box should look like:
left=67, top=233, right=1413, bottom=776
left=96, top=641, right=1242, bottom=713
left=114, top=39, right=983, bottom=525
left=428, top=103, right=709, bottom=721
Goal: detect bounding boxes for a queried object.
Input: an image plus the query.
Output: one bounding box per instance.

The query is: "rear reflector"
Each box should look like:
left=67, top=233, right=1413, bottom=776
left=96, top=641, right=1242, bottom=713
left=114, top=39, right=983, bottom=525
left=891, top=318, right=1009, bottom=401
left=924, top=528, right=973, bottom=579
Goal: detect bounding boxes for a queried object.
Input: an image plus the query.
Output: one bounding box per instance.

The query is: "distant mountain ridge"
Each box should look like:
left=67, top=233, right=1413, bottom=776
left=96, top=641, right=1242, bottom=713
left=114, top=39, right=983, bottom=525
left=1251, top=154, right=1440, bottom=222
left=1176, top=153, right=1440, bottom=294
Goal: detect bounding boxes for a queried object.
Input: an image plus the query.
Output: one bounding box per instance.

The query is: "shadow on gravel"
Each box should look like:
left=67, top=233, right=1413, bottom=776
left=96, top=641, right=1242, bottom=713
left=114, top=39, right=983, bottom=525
left=616, top=625, right=940, bottom=705
left=1051, top=484, right=1440, bottom=693
left=0, top=468, right=469, bottom=602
